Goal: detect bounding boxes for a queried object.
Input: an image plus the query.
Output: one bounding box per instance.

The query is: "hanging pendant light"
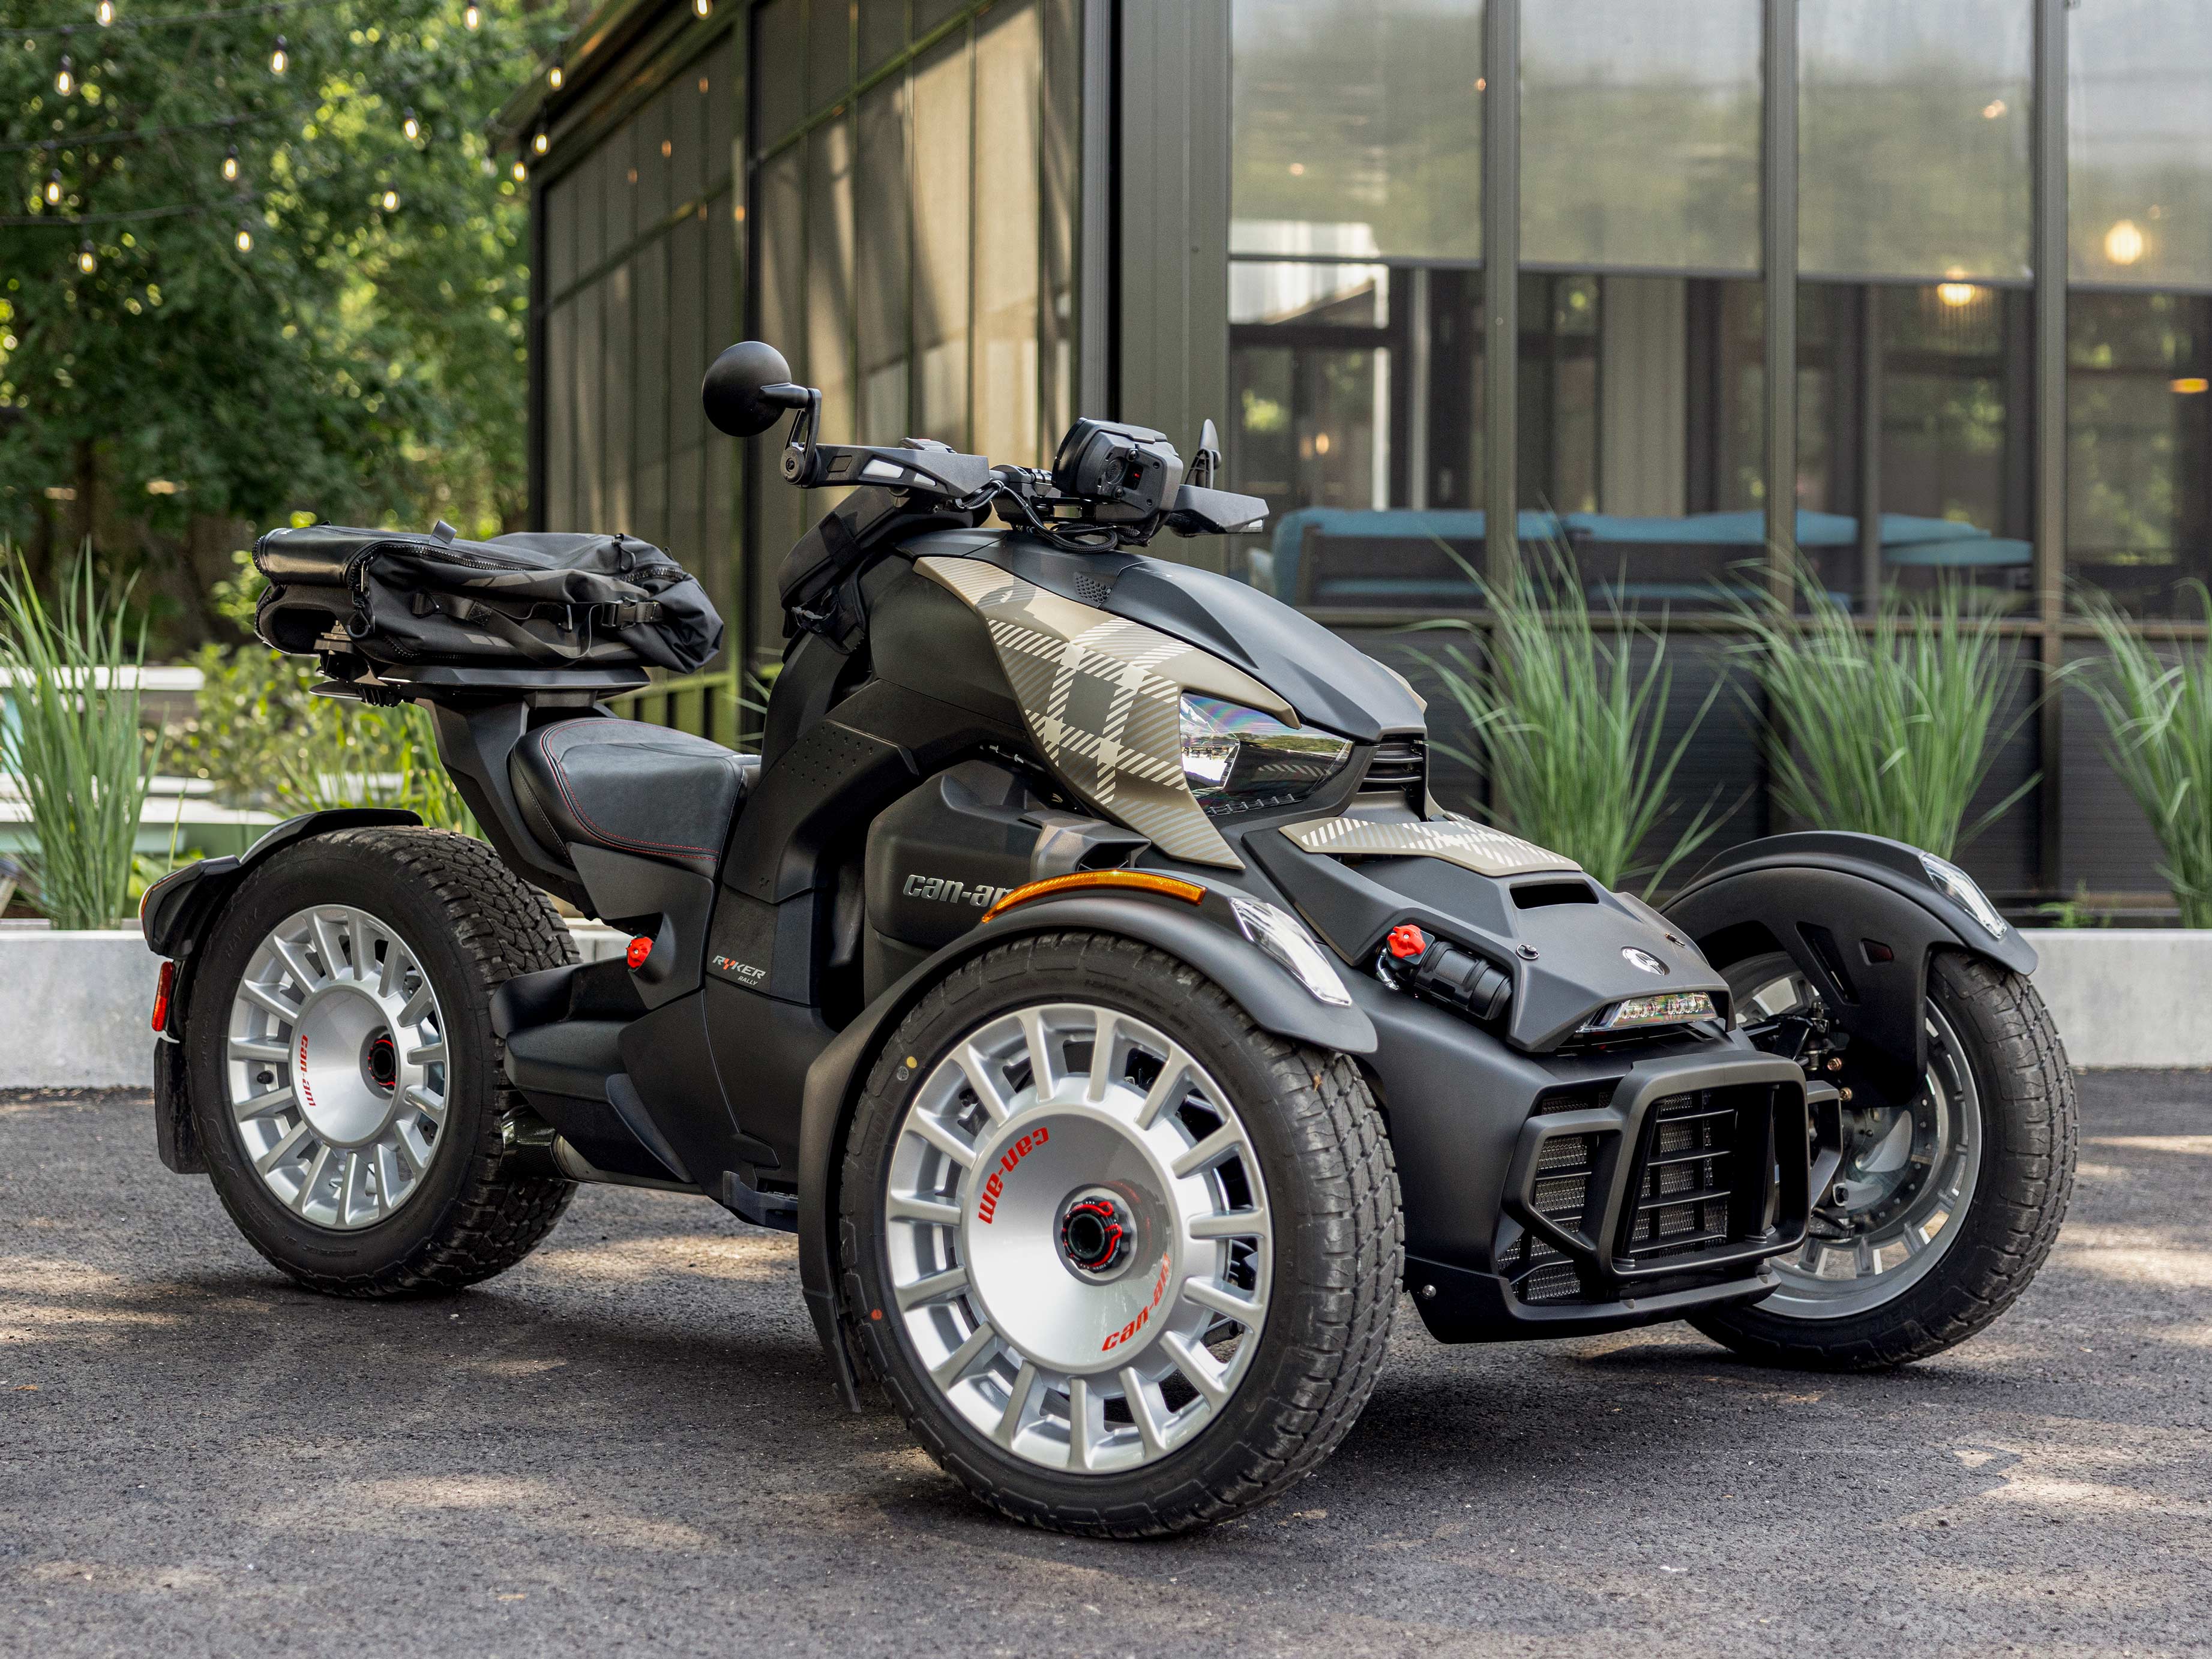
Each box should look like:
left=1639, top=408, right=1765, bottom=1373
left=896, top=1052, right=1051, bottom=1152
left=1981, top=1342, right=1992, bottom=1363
left=532, top=127, right=548, bottom=156
left=235, top=221, right=253, bottom=253
left=463, top=4, right=481, bottom=30
left=511, top=158, right=528, bottom=182
left=221, top=145, right=240, bottom=184
left=380, top=188, right=399, bottom=211
left=44, top=170, right=62, bottom=206
left=55, top=54, right=74, bottom=96
left=403, top=107, right=421, bottom=142
left=78, top=239, right=97, bottom=274
left=547, top=65, right=564, bottom=90
left=269, top=35, right=287, bottom=74
left=97, top=1, right=116, bottom=24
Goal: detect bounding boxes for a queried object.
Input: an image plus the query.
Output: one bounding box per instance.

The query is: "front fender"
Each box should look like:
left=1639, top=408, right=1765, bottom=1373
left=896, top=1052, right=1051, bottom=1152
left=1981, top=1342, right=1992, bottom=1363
left=795, top=888, right=1377, bottom=1408
left=1665, top=831, right=2036, bottom=1096
left=142, top=807, right=421, bottom=1174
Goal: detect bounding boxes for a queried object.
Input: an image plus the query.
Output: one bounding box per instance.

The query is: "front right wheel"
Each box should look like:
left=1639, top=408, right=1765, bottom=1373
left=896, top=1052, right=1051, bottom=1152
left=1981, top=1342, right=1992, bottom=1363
left=1692, top=949, right=2076, bottom=1369
left=839, top=931, right=1401, bottom=1538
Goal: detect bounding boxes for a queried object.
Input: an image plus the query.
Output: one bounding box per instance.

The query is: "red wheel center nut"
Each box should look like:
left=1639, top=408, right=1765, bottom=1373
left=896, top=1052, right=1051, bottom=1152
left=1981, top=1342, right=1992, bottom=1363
left=1386, top=923, right=1429, bottom=961
left=625, top=935, right=654, bottom=969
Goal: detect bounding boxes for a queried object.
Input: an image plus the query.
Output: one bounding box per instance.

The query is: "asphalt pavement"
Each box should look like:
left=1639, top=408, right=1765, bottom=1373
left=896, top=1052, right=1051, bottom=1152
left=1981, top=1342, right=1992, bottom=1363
left=3, top=1073, right=2208, bottom=1657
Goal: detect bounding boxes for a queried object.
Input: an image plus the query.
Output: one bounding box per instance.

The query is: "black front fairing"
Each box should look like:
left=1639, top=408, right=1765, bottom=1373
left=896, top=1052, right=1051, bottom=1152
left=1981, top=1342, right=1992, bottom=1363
left=942, top=530, right=1427, bottom=742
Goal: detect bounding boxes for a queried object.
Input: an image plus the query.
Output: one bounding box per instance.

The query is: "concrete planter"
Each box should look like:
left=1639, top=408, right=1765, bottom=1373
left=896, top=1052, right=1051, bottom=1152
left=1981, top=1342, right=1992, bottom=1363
left=1, top=922, right=2200, bottom=1091
left=2021, top=929, right=2212, bottom=1070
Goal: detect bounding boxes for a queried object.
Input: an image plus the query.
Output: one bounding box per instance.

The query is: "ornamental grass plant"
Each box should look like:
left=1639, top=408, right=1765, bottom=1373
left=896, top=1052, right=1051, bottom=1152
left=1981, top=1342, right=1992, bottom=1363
left=1408, top=548, right=1724, bottom=896
left=0, top=554, right=157, bottom=929
left=2077, top=582, right=2212, bottom=927
left=1733, top=565, right=2034, bottom=862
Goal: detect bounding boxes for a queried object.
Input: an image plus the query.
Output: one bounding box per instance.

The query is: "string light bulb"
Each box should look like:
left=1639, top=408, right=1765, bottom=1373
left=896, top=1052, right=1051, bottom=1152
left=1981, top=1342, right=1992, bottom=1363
left=44, top=170, right=62, bottom=206
left=55, top=54, right=74, bottom=95
left=221, top=145, right=239, bottom=183
left=463, top=4, right=481, bottom=29
left=693, top=0, right=711, bottom=16
left=235, top=221, right=252, bottom=253
left=380, top=188, right=398, bottom=211
left=547, top=64, right=563, bottom=89
left=532, top=127, right=548, bottom=155
left=403, top=107, right=420, bottom=142
left=269, top=35, right=287, bottom=74
left=77, top=239, right=96, bottom=274
left=511, top=158, right=527, bottom=182
left=97, top=0, right=115, bottom=24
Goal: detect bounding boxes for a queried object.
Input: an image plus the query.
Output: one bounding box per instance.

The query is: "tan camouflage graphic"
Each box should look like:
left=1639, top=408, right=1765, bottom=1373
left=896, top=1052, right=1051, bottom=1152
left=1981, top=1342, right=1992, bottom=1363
left=916, top=556, right=1295, bottom=869
left=1279, top=815, right=1581, bottom=878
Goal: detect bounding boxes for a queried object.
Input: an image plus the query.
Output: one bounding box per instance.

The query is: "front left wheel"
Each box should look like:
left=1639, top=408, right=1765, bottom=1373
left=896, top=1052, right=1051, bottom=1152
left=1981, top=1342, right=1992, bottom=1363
left=839, top=931, right=1402, bottom=1538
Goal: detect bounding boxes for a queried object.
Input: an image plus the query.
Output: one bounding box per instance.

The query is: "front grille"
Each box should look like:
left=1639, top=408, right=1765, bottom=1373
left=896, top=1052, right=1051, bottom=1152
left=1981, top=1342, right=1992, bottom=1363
left=1503, top=1087, right=1612, bottom=1303
left=1620, top=1090, right=1740, bottom=1264
left=1363, top=737, right=1426, bottom=802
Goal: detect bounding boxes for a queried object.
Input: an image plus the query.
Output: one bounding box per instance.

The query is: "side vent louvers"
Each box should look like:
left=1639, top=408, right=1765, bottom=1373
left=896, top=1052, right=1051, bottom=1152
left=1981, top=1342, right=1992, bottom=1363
left=1363, top=737, right=1426, bottom=804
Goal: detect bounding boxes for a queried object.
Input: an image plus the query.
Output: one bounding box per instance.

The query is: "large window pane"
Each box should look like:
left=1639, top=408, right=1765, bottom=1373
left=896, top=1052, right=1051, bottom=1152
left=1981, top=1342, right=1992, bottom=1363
left=2071, top=1, right=2212, bottom=290
left=1521, top=0, right=1760, bottom=272
left=1800, top=2, right=2033, bottom=282
left=755, top=0, right=806, bottom=148
left=912, top=32, right=972, bottom=448
left=856, top=77, right=912, bottom=443
left=1796, top=279, right=2034, bottom=610
left=751, top=146, right=807, bottom=651
left=1042, top=0, right=1080, bottom=442
left=2067, top=290, right=2212, bottom=614
left=807, top=0, right=852, bottom=117
left=806, top=122, right=857, bottom=447
left=973, top=3, right=1042, bottom=467
left=1230, top=0, right=1483, bottom=262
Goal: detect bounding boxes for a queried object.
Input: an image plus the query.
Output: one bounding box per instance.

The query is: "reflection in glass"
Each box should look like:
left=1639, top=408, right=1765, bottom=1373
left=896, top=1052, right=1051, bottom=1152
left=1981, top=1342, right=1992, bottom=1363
left=2068, top=290, right=2212, bottom=614
left=912, top=32, right=972, bottom=448
left=974, top=3, right=1043, bottom=467
left=806, top=122, right=856, bottom=448
left=1521, top=0, right=1760, bottom=272
left=1799, top=1, right=2032, bottom=281
left=2071, top=0, right=2212, bottom=289
left=1230, top=0, right=1483, bottom=261
left=856, top=77, right=912, bottom=443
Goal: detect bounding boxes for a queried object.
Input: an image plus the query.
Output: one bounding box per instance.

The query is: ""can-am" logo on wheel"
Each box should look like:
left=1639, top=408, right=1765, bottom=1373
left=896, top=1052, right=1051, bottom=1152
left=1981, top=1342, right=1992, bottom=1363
left=975, top=1124, right=1050, bottom=1224
left=1102, top=1253, right=1173, bottom=1352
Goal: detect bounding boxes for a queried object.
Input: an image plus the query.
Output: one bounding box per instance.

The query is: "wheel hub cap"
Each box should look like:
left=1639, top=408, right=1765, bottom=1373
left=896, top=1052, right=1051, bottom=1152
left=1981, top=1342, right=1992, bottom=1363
left=883, top=1003, right=1273, bottom=1474
left=225, top=905, right=449, bottom=1231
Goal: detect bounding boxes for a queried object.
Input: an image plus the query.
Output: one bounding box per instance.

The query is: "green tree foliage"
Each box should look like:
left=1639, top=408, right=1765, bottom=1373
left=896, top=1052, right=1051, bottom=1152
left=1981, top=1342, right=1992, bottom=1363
left=0, top=0, right=560, bottom=651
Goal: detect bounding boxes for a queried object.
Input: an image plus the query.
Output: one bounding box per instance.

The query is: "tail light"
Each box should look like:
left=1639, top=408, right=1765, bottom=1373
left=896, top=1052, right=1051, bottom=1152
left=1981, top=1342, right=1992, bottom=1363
left=151, top=961, right=176, bottom=1033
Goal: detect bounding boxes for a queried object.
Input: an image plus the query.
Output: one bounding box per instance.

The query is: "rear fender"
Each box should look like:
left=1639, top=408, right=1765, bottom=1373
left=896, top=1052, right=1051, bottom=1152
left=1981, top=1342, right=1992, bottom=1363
left=1665, top=831, right=2036, bottom=1097
left=142, top=807, right=421, bottom=1174
left=794, top=888, right=1377, bottom=1408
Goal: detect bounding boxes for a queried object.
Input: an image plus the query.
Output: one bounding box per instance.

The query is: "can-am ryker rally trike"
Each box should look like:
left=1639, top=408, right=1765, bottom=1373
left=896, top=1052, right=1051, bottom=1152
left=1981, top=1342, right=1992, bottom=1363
left=141, top=339, right=2076, bottom=1537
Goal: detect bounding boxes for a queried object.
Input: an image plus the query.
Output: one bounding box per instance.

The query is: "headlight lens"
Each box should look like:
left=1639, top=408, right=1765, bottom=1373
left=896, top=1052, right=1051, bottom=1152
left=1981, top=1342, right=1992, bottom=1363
left=1179, top=694, right=1351, bottom=818
left=1919, top=852, right=2007, bottom=940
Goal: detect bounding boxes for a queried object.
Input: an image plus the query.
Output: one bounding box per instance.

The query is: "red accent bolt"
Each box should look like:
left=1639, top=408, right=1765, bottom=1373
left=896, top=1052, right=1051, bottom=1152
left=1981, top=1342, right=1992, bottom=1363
left=625, top=935, right=653, bottom=969
left=1386, top=923, right=1429, bottom=961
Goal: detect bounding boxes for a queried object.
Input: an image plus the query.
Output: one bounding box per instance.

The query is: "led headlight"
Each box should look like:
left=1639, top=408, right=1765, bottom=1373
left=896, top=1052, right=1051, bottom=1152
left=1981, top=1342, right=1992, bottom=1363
left=1179, top=694, right=1351, bottom=818
left=1919, top=852, right=2007, bottom=940
left=1582, top=991, right=1717, bottom=1032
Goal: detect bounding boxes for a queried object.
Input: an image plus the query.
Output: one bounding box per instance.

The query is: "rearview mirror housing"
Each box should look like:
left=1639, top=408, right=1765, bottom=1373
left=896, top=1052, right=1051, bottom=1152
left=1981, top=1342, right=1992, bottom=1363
left=703, top=341, right=810, bottom=437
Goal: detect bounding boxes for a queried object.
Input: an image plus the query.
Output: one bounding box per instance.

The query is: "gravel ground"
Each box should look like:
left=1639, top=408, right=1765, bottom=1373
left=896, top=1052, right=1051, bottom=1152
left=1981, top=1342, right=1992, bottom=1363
left=2, top=1073, right=2207, bottom=1657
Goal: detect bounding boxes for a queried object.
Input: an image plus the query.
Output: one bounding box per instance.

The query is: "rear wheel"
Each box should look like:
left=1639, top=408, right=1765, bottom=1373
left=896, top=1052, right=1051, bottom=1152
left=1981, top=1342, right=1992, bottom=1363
left=188, top=827, right=579, bottom=1296
left=840, top=931, right=1401, bottom=1538
left=1692, top=949, right=2076, bottom=1369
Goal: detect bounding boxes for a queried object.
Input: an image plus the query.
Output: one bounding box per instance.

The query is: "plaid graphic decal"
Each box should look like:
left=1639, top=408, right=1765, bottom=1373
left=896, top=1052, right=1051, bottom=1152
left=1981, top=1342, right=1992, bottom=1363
left=1280, top=815, right=1581, bottom=878
left=916, top=557, right=1252, bottom=868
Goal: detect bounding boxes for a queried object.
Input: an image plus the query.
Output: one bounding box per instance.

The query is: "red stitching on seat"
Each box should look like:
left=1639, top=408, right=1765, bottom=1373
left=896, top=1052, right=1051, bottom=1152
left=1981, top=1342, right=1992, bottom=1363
left=535, top=725, right=721, bottom=859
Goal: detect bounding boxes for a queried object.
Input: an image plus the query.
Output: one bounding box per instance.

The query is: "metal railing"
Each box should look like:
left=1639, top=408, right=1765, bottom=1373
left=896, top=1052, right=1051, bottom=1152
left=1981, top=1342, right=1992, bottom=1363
left=604, top=665, right=760, bottom=752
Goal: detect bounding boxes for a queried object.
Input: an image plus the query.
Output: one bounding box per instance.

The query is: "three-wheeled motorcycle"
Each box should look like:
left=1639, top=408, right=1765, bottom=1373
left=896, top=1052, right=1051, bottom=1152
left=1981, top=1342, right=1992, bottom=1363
left=140, top=340, right=2076, bottom=1537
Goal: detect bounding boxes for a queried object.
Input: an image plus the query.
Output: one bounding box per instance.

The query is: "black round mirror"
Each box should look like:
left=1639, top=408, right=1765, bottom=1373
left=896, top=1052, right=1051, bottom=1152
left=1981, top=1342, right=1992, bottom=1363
left=702, top=340, right=798, bottom=437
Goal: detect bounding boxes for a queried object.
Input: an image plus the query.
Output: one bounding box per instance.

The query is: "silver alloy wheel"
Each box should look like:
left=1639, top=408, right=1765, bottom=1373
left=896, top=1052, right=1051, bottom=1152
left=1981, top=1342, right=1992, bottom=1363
left=883, top=1002, right=1272, bottom=1474
left=1730, top=953, right=1981, bottom=1319
left=224, top=905, right=451, bottom=1231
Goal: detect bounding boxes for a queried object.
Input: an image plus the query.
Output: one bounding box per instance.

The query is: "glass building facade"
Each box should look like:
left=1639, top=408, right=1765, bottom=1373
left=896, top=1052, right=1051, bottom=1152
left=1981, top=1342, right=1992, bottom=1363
left=518, top=0, right=2210, bottom=915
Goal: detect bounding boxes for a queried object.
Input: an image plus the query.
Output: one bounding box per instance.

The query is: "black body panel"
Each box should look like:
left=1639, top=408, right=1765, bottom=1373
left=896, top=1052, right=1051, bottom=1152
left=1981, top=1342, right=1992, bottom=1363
left=1667, top=831, right=2039, bottom=1096
left=1245, top=829, right=1734, bottom=1049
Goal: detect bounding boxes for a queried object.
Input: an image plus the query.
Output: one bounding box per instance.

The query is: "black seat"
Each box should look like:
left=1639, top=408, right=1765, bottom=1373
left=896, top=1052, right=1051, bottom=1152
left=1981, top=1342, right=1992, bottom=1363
left=509, top=717, right=756, bottom=879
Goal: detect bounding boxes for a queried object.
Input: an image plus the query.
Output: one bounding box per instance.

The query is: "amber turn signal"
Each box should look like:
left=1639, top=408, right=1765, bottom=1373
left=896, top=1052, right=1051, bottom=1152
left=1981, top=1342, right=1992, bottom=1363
left=151, top=960, right=176, bottom=1033
left=981, top=869, right=1206, bottom=923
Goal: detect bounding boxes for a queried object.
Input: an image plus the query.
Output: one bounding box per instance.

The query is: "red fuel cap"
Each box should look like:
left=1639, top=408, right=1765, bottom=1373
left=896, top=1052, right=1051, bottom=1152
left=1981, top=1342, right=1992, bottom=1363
left=625, top=935, right=654, bottom=970
left=1386, top=923, right=1429, bottom=961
